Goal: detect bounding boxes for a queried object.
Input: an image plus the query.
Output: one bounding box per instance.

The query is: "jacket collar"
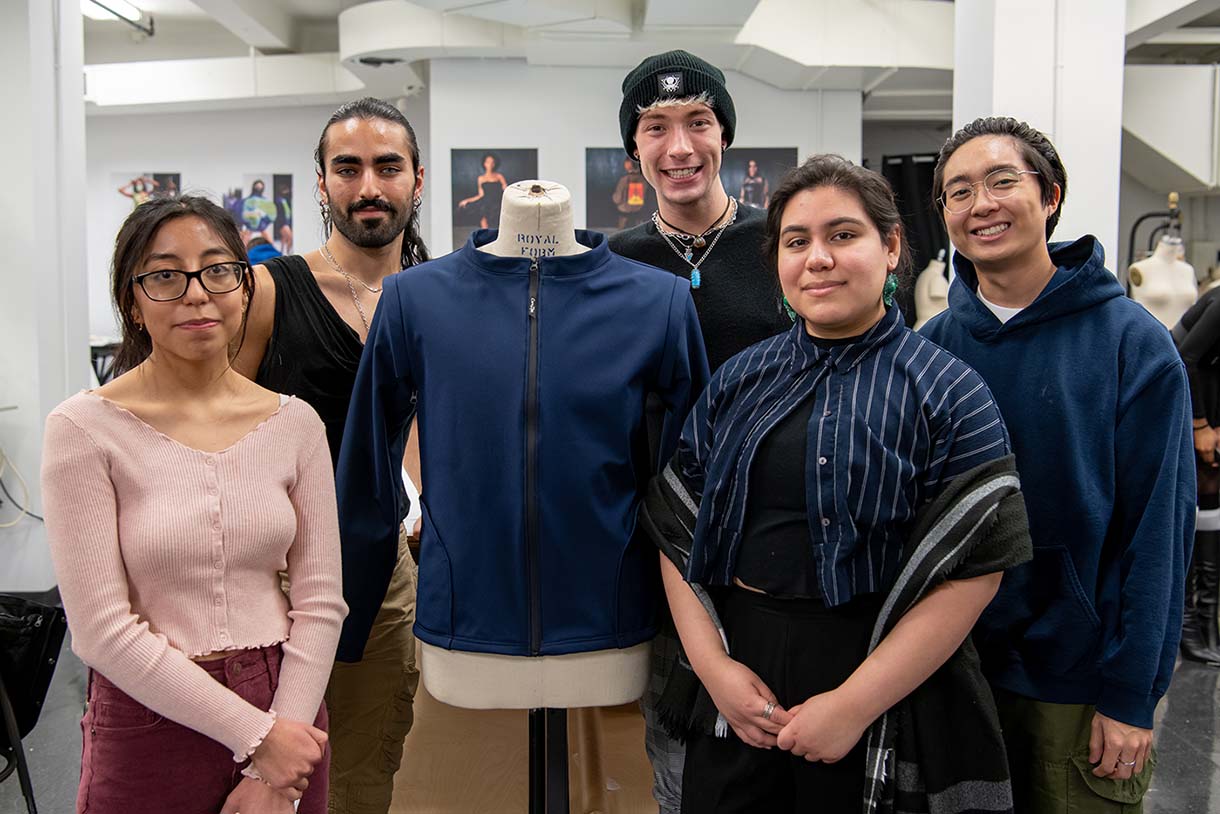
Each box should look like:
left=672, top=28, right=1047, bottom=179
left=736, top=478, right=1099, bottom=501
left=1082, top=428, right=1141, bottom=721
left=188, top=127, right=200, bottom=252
left=788, top=305, right=905, bottom=373
left=464, top=229, right=614, bottom=277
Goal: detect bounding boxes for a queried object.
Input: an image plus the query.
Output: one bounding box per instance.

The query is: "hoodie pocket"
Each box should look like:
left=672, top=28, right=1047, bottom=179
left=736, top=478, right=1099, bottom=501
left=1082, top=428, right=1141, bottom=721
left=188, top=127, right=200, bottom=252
left=985, top=545, right=1102, bottom=675
left=415, top=501, right=454, bottom=642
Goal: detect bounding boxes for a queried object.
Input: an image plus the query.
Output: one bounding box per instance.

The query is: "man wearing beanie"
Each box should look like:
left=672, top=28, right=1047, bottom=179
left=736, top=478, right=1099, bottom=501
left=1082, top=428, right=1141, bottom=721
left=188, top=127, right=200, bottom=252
left=610, top=50, right=791, bottom=813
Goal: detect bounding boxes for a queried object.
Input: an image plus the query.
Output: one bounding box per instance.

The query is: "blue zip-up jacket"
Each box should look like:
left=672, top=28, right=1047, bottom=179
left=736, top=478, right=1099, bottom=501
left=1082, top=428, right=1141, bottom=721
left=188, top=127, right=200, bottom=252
left=334, top=230, right=709, bottom=661
left=920, top=236, right=1195, bottom=728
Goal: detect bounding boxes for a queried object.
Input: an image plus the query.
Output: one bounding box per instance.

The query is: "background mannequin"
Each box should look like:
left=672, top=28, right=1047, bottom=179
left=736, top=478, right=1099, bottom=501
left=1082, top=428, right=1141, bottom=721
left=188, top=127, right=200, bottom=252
left=420, top=180, right=650, bottom=710
left=913, top=249, right=949, bottom=329
left=1129, top=235, right=1198, bottom=328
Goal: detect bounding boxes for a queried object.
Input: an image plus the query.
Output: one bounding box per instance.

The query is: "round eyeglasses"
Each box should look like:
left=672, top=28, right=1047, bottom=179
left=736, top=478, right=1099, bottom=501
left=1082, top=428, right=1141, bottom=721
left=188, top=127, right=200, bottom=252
left=940, top=169, right=1040, bottom=214
left=133, top=261, right=248, bottom=302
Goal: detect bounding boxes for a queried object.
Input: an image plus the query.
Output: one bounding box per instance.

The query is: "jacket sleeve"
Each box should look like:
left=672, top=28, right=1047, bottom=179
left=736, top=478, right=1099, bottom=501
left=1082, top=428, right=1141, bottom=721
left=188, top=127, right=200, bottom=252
left=272, top=419, right=348, bottom=722
left=42, top=413, right=276, bottom=761
left=334, top=276, right=418, bottom=662
left=1099, top=359, right=1195, bottom=727
left=655, top=279, right=711, bottom=468
left=1174, top=294, right=1220, bottom=420
left=925, top=364, right=1012, bottom=491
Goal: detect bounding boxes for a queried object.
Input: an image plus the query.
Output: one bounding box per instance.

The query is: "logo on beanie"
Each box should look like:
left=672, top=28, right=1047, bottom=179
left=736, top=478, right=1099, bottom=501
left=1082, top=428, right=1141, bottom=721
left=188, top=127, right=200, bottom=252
left=658, top=72, right=683, bottom=95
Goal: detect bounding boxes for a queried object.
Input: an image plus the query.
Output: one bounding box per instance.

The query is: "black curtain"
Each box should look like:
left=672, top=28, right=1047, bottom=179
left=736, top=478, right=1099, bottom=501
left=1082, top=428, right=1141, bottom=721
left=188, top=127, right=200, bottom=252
left=882, top=154, right=949, bottom=327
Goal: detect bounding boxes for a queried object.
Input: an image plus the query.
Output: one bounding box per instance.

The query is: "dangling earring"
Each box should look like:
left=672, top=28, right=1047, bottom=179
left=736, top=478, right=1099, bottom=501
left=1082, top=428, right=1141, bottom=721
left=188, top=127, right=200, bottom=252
left=413, top=196, right=422, bottom=210
left=882, top=273, right=899, bottom=307
left=320, top=201, right=331, bottom=229
left=782, top=297, right=797, bottom=322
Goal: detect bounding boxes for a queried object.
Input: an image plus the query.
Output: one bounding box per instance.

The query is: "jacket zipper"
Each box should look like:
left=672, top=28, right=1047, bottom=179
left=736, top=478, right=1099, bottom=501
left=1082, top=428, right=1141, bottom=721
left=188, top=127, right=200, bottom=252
left=525, top=257, right=542, bottom=654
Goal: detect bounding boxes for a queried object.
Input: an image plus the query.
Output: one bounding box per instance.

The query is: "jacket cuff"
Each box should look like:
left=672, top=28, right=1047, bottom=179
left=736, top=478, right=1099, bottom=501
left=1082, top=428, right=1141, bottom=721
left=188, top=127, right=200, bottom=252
left=1096, top=683, right=1158, bottom=730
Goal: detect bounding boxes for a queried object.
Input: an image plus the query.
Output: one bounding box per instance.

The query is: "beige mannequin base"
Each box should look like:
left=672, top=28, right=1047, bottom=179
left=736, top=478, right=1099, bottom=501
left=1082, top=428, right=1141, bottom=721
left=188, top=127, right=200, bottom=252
left=420, top=640, right=652, bottom=709
left=1129, top=236, right=1197, bottom=328
left=913, top=256, right=949, bottom=330
left=428, top=178, right=651, bottom=710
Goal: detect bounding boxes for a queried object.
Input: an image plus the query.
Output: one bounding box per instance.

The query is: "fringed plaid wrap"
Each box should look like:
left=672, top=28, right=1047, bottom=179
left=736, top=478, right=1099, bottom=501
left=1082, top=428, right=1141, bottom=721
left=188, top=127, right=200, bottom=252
left=640, top=454, right=1031, bottom=813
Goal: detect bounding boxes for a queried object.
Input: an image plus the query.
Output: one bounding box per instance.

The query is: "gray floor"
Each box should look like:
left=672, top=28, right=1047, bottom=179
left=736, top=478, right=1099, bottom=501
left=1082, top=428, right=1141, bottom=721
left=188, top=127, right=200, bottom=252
left=3, top=639, right=1220, bottom=813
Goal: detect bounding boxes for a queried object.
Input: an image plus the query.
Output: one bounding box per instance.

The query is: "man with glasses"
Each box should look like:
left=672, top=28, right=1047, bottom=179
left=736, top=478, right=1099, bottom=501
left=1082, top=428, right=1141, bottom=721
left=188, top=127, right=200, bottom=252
left=233, top=97, right=429, bottom=814
left=921, top=116, right=1193, bottom=813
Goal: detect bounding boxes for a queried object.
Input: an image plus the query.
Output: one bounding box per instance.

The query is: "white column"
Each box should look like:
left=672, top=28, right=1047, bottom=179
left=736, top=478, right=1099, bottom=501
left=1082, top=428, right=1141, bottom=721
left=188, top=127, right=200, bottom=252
left=953, top=0, right=1127, bottom=269
left=0, top=0, right=90, bottom=592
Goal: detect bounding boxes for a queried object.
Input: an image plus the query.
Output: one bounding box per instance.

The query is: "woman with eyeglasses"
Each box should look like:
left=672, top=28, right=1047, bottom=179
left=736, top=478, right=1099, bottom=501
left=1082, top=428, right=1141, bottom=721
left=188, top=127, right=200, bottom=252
left=642, top=155, right=1031, bottom=812
left=41, top=195, right=346, bottom=814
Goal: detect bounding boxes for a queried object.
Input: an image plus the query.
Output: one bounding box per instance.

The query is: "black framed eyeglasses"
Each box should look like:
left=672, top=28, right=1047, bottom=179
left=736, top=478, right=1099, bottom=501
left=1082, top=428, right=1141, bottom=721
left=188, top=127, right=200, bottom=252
left=133, top=261, right=248, bottom=302
left=940, top=169, right=1040, bottom=214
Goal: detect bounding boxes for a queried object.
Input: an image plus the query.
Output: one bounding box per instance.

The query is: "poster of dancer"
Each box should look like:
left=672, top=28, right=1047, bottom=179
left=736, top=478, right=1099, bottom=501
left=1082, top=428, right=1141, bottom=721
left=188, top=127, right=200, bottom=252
left=719, top=148, right=798, bottom=210
left=585, top=148, right=655, bottom=235
left=451, top=148, right=538, bottom=249
left=222, top=174, right=293, bottom=255
left=115, top=172, right=180, bottom=209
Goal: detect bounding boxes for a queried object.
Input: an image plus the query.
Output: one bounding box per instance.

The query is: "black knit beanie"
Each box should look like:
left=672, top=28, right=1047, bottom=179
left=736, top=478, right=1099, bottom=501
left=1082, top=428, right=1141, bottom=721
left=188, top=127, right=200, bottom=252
left=619, top=50, right=736, bottom=158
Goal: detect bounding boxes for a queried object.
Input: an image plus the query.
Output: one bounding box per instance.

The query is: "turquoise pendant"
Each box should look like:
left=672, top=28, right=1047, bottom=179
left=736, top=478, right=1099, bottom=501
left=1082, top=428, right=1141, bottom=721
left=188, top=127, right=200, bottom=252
left=690, top=269, right=701, bottom=289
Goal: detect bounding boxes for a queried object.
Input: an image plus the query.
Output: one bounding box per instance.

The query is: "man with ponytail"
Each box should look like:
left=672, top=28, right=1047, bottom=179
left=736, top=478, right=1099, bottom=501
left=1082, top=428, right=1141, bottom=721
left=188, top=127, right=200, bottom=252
left=234, top=96, right=429, bottom=814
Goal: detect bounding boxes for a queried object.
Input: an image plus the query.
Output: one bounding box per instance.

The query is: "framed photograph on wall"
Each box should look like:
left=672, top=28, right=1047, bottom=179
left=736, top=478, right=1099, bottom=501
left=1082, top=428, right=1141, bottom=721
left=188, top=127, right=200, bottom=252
left=585, top=148, right=656, bottom=235
left=222, top=174, right=294, bottom=254
left=451, top=148, right=539, bottom=248
left=115, top=171, right=180, bottom=210
left=720, top=148, right=798, bottom=210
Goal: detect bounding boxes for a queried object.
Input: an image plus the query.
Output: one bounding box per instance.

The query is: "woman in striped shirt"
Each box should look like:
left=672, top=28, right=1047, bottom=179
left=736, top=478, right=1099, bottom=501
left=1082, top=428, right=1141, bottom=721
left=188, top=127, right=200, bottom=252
left=652, top=155, right=1023, bottom=811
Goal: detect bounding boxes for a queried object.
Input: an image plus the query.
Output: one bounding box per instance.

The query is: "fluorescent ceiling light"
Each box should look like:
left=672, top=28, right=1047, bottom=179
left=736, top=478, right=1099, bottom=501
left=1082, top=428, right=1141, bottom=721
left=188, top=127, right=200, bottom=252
left=81, top=0, right=143, bottom=23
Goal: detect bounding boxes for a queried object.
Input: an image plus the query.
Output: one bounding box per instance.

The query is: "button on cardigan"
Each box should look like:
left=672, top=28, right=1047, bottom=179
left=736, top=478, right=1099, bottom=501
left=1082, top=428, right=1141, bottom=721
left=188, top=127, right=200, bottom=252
left=41, top=392, right=347, bottom=761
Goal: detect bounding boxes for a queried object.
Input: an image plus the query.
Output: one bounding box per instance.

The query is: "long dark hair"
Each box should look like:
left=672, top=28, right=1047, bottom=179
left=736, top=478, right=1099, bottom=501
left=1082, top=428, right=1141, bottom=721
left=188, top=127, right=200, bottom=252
left=315, top=97, right=430, bottom=268
left=112, top=195, right=253, bottom=375
left=931, top=116, right=1067, bottom=239
left=764, top=154, right=912, bottom=282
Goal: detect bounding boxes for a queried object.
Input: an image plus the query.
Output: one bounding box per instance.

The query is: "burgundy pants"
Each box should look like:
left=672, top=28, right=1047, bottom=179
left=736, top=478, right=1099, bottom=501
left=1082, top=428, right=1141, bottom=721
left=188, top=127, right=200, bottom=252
left=76, top=645, right=330, bottom=814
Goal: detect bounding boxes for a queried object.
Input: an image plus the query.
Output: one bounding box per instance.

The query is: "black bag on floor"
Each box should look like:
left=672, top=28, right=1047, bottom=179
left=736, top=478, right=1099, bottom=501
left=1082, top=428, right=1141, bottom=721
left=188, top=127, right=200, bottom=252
left=0, top=593, right=68, bottom=814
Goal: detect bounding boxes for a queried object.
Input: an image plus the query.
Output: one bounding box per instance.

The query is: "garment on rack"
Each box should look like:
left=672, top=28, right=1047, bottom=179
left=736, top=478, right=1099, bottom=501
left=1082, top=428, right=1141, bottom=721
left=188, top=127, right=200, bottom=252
left=335, top=229, right=709, bottom=661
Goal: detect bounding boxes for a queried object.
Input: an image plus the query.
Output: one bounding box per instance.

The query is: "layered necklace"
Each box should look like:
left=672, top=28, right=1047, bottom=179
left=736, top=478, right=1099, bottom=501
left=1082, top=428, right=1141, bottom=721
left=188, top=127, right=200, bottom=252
left=652, top=196, right=737, bottom=289
left=320, top=242, right=380, bottom=333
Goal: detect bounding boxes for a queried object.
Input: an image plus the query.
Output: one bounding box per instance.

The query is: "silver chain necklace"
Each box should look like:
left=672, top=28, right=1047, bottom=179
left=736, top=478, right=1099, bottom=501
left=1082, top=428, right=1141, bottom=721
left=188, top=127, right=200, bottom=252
left=321, top=243, right=383, bottom=293
left=652, top=198, right=738, bottom=289
left=319, top=243, right=377, bottom=333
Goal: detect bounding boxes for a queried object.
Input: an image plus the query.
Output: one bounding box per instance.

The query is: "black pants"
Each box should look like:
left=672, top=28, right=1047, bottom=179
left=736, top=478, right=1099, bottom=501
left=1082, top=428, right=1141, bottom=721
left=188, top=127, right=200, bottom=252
left=681, top=588, right=880, bottom=814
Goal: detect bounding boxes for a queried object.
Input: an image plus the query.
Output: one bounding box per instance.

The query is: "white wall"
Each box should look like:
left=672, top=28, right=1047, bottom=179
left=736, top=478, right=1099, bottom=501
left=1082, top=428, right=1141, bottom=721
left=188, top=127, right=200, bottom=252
left=1, top=0, right=90, bottom=592
left=86, top=99, right=430, bottom=337
left=861, top=122, right=949, bottom=171
left=427, top=58, right=862, bottom=255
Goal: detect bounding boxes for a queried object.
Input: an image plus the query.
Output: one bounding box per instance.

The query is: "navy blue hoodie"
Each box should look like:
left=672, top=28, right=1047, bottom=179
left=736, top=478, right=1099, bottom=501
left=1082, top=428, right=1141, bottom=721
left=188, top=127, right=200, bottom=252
left=920, top=236, right=1194, bottom=728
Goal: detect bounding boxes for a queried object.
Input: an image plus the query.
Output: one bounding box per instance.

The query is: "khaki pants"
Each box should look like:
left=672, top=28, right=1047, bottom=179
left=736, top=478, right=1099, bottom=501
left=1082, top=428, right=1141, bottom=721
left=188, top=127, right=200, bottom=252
left=325, top=526, right=420, bottom=814
left=994, top=688, right=1156, bottom=814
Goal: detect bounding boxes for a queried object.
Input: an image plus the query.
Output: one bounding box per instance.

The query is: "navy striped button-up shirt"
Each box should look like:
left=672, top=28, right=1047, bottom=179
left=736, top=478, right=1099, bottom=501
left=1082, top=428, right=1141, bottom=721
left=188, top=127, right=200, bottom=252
left=674, top=306, right=1011, bottom=604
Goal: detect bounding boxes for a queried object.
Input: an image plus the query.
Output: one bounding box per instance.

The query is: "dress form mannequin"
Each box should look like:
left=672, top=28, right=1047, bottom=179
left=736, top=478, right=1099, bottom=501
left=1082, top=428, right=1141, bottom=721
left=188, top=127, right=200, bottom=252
left=420, top=180, right=650, bottom=710
left=1129, top=235, right=1198, bottom=329
left=913, top=249, right=949, bottom=330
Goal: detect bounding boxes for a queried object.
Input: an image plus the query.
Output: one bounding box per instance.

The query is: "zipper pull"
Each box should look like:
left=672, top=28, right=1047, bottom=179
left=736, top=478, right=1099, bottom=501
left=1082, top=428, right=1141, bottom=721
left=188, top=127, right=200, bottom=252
left=529, top=258, right=539, bottom=318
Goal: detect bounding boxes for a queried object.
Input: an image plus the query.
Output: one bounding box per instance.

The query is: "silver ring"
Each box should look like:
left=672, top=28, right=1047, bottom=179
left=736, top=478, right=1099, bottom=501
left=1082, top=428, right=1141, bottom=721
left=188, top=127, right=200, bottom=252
left=1120, top=759, right=1137, bottom=767
left=762, top=701, right=775, bottom=721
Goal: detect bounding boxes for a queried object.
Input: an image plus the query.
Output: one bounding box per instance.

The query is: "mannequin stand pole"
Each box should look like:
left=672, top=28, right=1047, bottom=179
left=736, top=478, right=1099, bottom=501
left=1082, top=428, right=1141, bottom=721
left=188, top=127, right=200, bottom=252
left=528, top=708, right=569, bottom=814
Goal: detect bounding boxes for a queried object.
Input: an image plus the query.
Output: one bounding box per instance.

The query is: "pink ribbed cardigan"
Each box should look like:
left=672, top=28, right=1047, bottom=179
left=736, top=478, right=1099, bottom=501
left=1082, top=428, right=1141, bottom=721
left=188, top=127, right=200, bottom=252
left=41, top=392, right=347, bottom=761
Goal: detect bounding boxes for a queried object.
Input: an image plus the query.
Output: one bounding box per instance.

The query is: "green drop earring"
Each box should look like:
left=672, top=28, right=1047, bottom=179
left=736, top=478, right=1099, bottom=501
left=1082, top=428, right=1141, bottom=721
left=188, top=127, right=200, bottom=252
left=882, top=272, right=899, bottom=307
left=782, top=297, right=797, bottom=322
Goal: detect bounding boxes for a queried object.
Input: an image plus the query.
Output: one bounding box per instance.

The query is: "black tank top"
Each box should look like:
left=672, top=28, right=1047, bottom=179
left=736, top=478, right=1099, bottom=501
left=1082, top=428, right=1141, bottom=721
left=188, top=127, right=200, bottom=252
left=255, top=255, right=364, bottom=468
